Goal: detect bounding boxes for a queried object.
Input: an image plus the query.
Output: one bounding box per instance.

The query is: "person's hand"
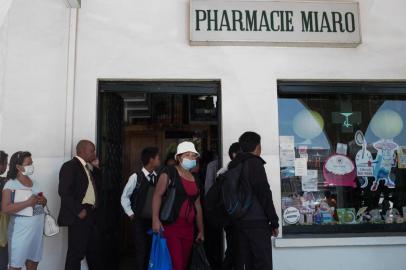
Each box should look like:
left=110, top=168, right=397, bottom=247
left=196, top=231, right=204, bottom=243
left=129, top=214, right=134, bottom=221
left=78, top=209, right=87, bottom=220
left=272, top=228, right=279, bottom=237
left=152, top=219, right=162, bottom=233
left=37, top=195, right=47, bottom=206
left=26, top=196, right=38, bottom=207
left=91, top=158, right=100, bottom=169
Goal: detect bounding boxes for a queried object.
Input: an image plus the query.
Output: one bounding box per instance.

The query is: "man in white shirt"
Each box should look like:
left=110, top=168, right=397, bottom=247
left=121, top=147, right=160, bottom=270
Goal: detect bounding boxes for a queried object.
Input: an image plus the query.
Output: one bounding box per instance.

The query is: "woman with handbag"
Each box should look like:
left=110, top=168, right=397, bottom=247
left=1, top=151, right=47, bottom=270
left=152, top=141, right=204, bottom=270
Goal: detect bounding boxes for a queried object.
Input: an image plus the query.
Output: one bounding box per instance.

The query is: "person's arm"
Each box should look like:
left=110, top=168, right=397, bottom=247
left=1, top=189, right=37, bottom=214
left=58, top=163, right=84, bottom=218
left=250, top=160, right=280, bottom=231
left=152, top=172, right=169, bottom=232
left=120, top=173, right=137, bottom=219
left=195, top=196, right=204, bottom=242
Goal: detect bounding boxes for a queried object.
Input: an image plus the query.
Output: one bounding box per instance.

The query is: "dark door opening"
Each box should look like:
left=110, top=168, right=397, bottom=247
left=96, top=81, right=222, bottom=269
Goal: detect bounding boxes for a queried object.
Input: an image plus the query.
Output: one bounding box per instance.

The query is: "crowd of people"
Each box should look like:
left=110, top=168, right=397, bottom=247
left=0, top=131, right=279, bottom=270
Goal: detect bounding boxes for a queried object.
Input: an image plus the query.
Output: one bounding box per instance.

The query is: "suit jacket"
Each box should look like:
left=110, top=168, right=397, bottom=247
left=57, top=157, right=101, bottom=226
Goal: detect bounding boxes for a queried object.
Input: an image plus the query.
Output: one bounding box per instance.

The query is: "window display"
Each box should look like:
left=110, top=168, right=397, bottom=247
left=278, top=82, right=406, bottom=234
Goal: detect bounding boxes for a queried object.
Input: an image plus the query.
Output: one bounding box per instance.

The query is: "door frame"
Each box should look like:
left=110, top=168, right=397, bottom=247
left=96, top=79, right=223, bottom=164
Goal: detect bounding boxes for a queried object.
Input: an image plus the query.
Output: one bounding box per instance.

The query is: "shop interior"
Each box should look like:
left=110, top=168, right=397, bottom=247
left=96, top=80, right=222, bottom=269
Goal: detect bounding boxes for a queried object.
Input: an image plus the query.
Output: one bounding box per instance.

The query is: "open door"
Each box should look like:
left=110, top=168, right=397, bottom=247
left=97, top=92, right=124, bottom=269
left=97, top=80, right=222, bottom=269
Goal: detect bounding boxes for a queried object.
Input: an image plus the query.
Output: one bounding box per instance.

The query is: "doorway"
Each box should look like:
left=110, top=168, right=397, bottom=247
left=96, top=80, right=222, bottom=269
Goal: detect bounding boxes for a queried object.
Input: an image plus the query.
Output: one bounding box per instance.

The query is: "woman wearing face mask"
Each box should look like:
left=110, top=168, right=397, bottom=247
left=152, top=141, right=204, bottom=270
left=1, top=152, right=47, bottom=270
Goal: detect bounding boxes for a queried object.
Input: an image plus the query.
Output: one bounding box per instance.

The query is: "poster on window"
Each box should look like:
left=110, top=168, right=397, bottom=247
left=398, top=146, right=406, bottom=169
left=280, top=149, right=295, bottom=167
left=295, top=158, right=308, bottom=177
left=301, top=170, right=318, bottom=191
left=280, top=136, right=296, bottom=167
left=280, top=136, right=295, bottom=150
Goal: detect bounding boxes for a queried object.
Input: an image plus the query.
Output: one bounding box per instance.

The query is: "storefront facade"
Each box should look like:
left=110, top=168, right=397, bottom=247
left=0, top=0, right=406, bottom=269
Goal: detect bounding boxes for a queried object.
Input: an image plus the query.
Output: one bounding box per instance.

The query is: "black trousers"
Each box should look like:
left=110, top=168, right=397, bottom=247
left=222, top=226, right=233, bottom=270
left=232, top=225, right=273, bottom=270
left=204, top=226, right=223, bottom=270
left=132, top=218, right=152, bottom=270
left=65, top=207, right=102, bottom=270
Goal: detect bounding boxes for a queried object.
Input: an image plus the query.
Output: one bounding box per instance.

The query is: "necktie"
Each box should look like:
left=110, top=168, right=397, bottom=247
left=85, top=164, right=98, bottom=206
left=149, top=173, right=156, bottom=184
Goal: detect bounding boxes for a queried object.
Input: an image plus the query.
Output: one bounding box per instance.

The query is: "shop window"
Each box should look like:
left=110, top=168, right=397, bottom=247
left=278, top=82, right=406, bottom=235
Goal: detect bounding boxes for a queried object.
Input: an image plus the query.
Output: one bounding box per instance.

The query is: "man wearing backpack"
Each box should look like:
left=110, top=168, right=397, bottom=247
left=229, top=132, right=279, bottom=270
left=121, top=147, right=161, bottom=270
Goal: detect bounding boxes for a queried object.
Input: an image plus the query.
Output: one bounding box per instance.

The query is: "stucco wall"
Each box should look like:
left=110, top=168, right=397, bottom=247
left=0, top=0, right=70, bottom=269
left=1, top=0, right=406, bottom=269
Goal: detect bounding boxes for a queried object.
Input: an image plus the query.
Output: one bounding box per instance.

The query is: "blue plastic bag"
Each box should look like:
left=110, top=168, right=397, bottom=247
left=148, top=233, right=173, bottom=270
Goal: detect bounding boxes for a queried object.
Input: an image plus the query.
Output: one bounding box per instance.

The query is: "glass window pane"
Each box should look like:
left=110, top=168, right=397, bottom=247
left=278, top=83, right=406, bottom=235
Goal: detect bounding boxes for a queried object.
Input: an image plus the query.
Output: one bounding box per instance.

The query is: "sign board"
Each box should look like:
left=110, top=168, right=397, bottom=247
left=190, top=0, right=361, bottom=47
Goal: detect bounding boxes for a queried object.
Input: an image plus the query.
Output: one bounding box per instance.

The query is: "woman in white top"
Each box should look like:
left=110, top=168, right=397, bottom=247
left=1, top=151, right=47, bottom=270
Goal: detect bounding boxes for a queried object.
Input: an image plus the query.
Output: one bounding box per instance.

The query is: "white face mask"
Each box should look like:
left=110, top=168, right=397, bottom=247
left=22, top=165, right=34, bottom=176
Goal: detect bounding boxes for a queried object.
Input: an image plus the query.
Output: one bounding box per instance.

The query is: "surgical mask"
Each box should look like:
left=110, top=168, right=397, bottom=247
left=181, top=158, right=196, bottom=171
left=22, top=165, right=34, bottom=176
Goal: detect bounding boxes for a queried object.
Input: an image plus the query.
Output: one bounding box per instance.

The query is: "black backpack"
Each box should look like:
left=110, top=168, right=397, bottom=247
left=205, top=162, right=253, bottom=228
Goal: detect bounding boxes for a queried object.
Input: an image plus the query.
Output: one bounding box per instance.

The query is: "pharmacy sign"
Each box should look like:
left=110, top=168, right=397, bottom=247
left=190, top=0, right=361, bottom=47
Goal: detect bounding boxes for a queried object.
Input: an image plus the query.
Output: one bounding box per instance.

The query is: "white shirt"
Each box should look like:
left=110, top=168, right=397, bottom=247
left=120, top=168, right=157, bottom=217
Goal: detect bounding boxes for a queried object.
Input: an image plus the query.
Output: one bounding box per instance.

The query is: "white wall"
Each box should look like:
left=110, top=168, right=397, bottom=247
left=0, top=0, right=71, bottom=269
left=73, top=0, right=406, bottom=269
left=1, top=0, right=406, bottom=269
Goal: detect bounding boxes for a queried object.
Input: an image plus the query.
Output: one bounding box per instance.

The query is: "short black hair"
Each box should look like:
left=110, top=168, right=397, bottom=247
left=238, top=132, right=261, bottom=153
left=0, top=151, right=8, bottom=165
left=228, top=142, right=242, bottom=160
left=141, top=147, right=159, bottom=166
left=165, top=152, right=176, bottom=165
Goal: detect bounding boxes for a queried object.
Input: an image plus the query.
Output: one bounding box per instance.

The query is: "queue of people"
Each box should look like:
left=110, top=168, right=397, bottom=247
left=122, top=131, right=279, bottom=270
left=0, top=130, right=279, bottom=270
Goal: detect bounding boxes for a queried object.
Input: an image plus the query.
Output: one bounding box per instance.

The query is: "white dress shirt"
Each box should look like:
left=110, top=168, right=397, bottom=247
left=120, top=168, right=157, bottom=217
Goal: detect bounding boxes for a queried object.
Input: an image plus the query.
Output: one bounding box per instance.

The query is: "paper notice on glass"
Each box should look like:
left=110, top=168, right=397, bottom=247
left=13, top=189, right=33, bottom=216
left=280, top=136, right=294, bottom=150
left=295, top=158, right=308, bottom=177
left=336, top=143, right=348, bottom=155
left=356, top=163, right=374, bottom=177
left=301, top=170, right=318, bottom=191
left=398, top=146, right=406, bottom=169
left=280, top=149, right=295, bottom=167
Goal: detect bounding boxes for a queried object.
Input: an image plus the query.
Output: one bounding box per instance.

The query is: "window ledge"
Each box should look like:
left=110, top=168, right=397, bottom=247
left=275, top=236, right=406, bottom=248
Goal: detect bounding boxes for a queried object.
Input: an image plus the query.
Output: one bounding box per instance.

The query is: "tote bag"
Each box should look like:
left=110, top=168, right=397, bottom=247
left=159, top=167, right=178, bottom=223
left=189, top=243, right=211, bottom=270
left=148, top=233, right=173, bottom=270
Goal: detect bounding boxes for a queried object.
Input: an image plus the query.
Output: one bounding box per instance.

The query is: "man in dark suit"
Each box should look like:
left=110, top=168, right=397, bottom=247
left=58, top=140, right=102, bottom=270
